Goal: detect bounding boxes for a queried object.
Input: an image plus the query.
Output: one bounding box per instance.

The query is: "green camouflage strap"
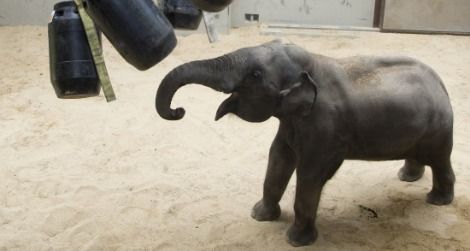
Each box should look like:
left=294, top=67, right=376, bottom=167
left=74, top=0, right=116, bottom=102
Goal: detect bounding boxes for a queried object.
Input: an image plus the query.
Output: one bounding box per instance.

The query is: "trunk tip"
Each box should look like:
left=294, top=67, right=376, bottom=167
left=171, top=107, right=186, bottom=120
left=160, top=107, right=186, bottom=120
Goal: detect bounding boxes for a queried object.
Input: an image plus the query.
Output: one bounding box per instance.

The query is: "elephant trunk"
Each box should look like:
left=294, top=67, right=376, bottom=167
left=156, top=55, right=242, bottom=120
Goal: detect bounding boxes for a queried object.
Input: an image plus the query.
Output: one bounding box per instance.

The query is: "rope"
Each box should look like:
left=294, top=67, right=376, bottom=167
left=74, top=0, right=116, bottom=102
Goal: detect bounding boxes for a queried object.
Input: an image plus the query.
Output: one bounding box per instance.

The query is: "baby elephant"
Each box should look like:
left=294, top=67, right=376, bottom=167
left=155, top=40, right=454, bottom=246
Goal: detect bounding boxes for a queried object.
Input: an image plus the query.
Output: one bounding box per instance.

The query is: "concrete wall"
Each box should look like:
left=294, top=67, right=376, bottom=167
left=230, top=0, right=375, bottom=28
left=0, top=0, right=62, bottom=26
left=382, top=0, right=470, bottom=34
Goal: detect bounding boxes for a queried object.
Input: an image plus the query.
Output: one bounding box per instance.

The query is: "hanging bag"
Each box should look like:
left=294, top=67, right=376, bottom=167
left=165, top=0, right=203, bottom=30
left=83, top=0, right=177, bottom=70
left=48, top=1, right=101, bottom=98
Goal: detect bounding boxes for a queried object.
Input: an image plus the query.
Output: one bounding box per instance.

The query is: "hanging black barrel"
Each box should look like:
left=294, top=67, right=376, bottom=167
left=83, top=0, right=177, bottom=71
left=190, top=0, right=233, bottom=12
left=164, top=0, right=203, bottom=30
left=48, top=1, right=101, bottom=99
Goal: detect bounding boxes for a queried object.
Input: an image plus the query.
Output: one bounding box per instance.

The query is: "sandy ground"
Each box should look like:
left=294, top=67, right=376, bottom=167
left=0, top=25, right=469, bottom=250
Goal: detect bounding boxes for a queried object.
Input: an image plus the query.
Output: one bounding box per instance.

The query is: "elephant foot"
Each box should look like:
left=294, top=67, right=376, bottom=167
left=287, top=223, right=318, bottom=247
left=426, top=189, right=454, bottom=205
left=251, top=200, right=281, bottom=221
left=398, top=165, right=425, bottom=182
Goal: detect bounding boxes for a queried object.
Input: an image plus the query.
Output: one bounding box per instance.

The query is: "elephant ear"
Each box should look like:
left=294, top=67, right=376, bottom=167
left=278, top=71, right=318, bottom=116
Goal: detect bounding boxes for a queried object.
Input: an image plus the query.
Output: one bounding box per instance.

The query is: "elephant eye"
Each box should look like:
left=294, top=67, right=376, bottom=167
left=252, top=70, right=262, bottom=79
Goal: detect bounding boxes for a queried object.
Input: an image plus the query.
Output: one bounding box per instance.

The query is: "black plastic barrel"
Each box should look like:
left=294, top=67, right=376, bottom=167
left=165, top=0, right=203, bottom=30
left=190, top=0, right=232, bottom=12
left=48, top=1, right=101, bottom=99
left=83, top=0, right=177, bottom=71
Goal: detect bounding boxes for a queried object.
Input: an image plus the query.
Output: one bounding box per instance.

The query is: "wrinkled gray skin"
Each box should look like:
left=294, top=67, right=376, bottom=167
left=155, top=40, right=455, bottom=247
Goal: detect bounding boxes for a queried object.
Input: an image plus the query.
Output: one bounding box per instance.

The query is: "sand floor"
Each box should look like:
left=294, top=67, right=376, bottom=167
left=0, top=26, right=469, bottom=250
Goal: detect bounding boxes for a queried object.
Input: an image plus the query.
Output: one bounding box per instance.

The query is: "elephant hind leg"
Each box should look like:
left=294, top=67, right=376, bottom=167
left=421, top=130, right=455, bottom=205
left=427, top=157, right=455, bottom=205
left=398, top=159, right=425, bottom=182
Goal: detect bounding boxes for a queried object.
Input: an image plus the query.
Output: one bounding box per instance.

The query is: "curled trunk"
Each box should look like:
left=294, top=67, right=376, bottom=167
left=155, top=55, right=242, bottom=120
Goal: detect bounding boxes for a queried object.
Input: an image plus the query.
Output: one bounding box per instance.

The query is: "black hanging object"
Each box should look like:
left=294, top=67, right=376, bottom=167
left=48, top=1, right=101, bottom=99
left=164, top=0, right=203, bottom=30
left=83, top=0, right=177, bottom=71
left=190, top=0, right=232, bottom=12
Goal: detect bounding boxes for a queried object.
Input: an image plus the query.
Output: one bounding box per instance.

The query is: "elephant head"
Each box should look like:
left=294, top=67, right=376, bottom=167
left=155, top=40, right=318, bottom=122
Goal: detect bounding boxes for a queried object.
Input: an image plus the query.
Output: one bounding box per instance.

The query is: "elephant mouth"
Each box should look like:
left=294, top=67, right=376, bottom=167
left=214, top=92, right=275, bottom=123
left=215, top=92, right=239, bottom=121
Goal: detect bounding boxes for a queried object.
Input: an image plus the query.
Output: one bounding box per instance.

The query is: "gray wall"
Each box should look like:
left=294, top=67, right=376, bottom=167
left=382, top=0, right=470, bottom=34
left=0, top=0, right=62, bottom=26
left=231, top=0, right=375, bottom=28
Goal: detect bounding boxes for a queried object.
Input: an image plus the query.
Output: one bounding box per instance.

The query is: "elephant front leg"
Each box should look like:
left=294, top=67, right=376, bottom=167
left=252, top=136, right=296, bottom=222
left=287, top=181, right=322, bottom=247
left=287, top=157, right=343, bottom=247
